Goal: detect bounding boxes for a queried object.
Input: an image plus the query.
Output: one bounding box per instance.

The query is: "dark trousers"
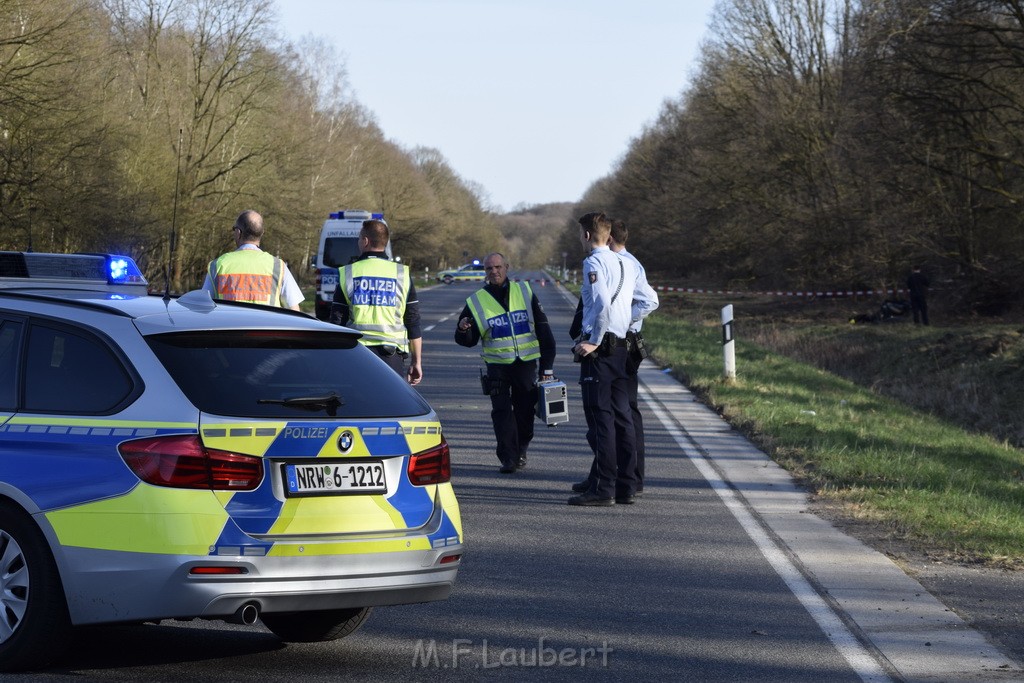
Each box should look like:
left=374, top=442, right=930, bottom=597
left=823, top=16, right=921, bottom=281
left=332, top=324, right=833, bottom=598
left=628, top=369, right=645, bottom=489
left=910, top=295, right=929, bottom=325
left=486, top=360, right=537, bottom=467
left=367, top=344, right=406, bottom=376
left=580, top=346, right=637, bottom=499
left=583, top=354, right=645, bottom=491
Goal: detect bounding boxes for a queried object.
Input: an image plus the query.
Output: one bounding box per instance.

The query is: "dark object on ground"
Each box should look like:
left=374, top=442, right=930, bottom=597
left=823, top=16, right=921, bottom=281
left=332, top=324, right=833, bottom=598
left=849, top=299, right=911, bottom=324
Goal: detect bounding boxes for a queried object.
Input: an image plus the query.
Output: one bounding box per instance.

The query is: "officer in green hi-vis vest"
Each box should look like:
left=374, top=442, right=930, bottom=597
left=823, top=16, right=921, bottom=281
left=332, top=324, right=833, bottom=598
left=203, top=210, right=304, bottom=310
left=331, top=219, right=422, bottom=385
left=455, top=253, right=556, bottom=474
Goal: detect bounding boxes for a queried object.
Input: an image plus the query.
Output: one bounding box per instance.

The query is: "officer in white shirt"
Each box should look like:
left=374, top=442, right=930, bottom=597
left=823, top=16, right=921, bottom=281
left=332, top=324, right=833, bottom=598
left=568, top=212, right=638, bottom=507
left=570, top=219, right=658, bottom=497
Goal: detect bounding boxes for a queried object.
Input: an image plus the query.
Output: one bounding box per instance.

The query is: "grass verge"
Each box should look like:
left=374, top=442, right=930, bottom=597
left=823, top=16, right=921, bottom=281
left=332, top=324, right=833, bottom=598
left=641, top=306, right=1024, bottom=566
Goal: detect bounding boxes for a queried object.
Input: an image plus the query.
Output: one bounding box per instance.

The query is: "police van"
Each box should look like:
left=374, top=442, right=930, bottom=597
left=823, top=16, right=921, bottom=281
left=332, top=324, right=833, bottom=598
left=313, top=210, right=392, bottom=320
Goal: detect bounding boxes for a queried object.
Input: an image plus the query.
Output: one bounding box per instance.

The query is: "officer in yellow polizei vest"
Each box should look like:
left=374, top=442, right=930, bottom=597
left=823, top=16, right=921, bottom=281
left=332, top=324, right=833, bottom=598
left=455, top=252, right=556, bottom=474
left=330, top=219, right=423, bottom=385
left=203, top=210, right=304, bottom=310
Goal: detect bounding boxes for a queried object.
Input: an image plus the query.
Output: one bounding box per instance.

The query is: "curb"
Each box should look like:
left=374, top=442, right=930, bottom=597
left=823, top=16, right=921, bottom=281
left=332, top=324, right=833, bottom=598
left=636, top=362, right=1023, bottom=682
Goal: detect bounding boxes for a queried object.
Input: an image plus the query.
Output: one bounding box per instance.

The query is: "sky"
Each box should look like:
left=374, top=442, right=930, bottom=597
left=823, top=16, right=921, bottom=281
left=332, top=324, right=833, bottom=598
left=274, top=0, right=719, bottom=212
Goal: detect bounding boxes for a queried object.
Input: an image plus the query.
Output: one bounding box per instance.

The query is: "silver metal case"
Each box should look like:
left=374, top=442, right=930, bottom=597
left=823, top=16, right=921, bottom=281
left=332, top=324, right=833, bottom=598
left=537, top=380, right=569, bottom=426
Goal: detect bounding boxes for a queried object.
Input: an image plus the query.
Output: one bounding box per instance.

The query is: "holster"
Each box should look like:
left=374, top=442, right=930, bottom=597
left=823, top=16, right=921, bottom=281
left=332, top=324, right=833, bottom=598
left=598, top=334, right=617, bottom=357
left=627, top=330, right=649, bottom=360
left=479, top=369, right=506, bottom=396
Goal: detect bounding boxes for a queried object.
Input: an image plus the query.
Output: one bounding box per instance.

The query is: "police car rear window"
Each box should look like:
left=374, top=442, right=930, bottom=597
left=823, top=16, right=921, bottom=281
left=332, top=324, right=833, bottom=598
left=146, top=330, right=431, bottom=419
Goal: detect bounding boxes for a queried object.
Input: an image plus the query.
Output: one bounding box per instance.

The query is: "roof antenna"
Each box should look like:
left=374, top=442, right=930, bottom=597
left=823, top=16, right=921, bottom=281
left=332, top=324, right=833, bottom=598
left=165, top=127, right=183, bottom=302
left=26, top=145, right=34, bottom=253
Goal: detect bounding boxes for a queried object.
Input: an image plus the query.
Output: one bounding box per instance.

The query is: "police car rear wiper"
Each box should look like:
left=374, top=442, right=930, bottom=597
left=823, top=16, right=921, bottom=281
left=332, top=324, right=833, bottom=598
left=257, top=392, right=344, bottom=416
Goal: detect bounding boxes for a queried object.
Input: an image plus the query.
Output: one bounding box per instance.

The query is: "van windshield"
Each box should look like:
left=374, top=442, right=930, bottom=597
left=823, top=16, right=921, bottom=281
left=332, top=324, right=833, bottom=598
left=323, top=237, right=361, bottom=269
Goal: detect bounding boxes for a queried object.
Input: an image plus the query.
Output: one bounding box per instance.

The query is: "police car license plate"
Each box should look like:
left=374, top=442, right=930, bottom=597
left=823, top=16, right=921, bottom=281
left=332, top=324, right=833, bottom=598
left=283, top=461, right=386, bottom=496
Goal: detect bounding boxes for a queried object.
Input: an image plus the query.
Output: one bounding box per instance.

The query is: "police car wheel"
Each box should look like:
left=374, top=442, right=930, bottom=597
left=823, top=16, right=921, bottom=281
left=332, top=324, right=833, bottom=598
left=261, top=606, right=372, bottom=642
left=0, top=502, right=72, bottom=672
left=443, top=275, right=454, bottom=285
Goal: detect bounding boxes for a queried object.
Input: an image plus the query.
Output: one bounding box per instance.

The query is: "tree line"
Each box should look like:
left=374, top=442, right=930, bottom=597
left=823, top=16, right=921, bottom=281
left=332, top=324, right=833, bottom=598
left=0, top=0, right=506, bottom=291
left=566, top=0, right=1024, bottom=314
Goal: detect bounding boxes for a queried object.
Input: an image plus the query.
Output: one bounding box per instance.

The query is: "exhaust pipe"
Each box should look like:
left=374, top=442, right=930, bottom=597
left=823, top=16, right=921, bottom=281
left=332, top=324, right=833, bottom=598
left=227, top=602, right=260, bottom=625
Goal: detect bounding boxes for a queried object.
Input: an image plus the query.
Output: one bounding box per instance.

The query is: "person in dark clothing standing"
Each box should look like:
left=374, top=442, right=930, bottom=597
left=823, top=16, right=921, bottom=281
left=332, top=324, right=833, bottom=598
left=330, top=219, right=423, bottom=384
left=455, top=253, right=556, bottom=474
left=907, top=265, right=930, bottom=326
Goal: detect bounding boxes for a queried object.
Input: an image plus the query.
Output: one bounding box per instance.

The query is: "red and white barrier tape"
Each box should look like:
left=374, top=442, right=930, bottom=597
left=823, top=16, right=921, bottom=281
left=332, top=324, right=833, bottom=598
left=514, top=278, right=907, bottom=298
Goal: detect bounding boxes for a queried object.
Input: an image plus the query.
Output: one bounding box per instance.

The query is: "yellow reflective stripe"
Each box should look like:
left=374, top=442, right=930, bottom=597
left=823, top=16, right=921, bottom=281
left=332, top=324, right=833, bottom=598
left=46, top=486, right=227, bottom=555
left=200, top=422, right=286, bottom=457
left=211, top=250, right=281, bottom=305
left=466, top=285, right=540, bottom=364
left=437, top=482, right=462, bottom=538
left=400, top=421, right=443, bottom=455
left=342, top=259, right=410, bottom=350
left=269, top=495, right=404, bottom=535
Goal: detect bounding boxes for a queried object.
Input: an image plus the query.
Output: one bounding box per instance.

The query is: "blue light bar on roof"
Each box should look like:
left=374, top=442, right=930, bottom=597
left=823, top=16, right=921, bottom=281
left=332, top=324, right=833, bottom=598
left=106, top=255, right=146, bottom=284
left=327, top=210, right=383, bottom=220
left=0, top=252, right=148, bottom=287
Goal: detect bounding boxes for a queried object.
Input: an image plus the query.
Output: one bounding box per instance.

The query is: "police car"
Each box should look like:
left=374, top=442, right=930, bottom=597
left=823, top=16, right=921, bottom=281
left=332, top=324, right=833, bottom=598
left=435, top=262, right=485, bottom=285
left=0, top=252, right=463, bottom=671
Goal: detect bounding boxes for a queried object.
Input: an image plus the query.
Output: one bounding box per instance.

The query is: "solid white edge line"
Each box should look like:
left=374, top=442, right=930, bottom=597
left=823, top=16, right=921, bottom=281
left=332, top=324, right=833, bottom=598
left=639, top=384, right=892, bottom=683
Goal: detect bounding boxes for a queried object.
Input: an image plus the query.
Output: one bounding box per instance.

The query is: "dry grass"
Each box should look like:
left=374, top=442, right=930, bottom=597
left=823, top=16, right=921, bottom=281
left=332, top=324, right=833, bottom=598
left=660, top=293, right=1024, bottom=448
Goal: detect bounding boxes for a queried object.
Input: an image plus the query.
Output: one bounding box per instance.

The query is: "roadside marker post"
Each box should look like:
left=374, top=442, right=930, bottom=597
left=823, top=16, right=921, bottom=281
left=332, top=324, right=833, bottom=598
left=722, top=304, right=736, bottom=380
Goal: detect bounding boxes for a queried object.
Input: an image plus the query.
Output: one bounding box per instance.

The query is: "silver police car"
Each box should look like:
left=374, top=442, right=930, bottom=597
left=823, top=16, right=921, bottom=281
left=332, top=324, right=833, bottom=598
left=0, top=252, right=463, bottom=671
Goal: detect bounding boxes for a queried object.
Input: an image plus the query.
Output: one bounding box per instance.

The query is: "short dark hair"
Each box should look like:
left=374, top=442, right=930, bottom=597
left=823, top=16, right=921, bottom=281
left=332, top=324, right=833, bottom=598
left=361, top=219, right=390, bottom=249
left=578, top=211, right=611, bottom=242
left=610, top=219, right=628, bottom=246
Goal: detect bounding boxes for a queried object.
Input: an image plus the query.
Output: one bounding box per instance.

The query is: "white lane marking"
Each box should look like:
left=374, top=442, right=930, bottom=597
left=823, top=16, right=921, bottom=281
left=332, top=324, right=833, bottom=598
left=424, top=313, right=455, bottom=332
left=639, top=384, right=892, bottom=683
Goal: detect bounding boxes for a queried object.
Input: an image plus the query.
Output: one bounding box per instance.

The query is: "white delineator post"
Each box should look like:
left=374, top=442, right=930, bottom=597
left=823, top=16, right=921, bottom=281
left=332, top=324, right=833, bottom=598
left=722, top=304, right=736, bottom=379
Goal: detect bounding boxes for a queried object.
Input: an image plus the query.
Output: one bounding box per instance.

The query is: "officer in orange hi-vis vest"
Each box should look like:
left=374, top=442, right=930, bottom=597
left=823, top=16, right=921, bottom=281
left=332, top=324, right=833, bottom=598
left=202, top=210, right=304, bottom=310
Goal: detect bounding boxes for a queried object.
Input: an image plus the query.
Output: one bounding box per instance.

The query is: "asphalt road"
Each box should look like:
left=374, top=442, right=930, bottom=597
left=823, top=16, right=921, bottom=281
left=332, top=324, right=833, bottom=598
left=8, top=272, right=1021, bottom=682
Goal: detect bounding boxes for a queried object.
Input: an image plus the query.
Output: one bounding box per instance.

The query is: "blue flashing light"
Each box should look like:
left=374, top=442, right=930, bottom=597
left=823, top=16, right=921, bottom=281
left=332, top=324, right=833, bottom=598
left=372, top=213, right=384, bottom=220
left=472, top=259, right=481, bottom=266
left=105, top=255, right=147, bottom=285
left=109, top=258, right=128, bottom=281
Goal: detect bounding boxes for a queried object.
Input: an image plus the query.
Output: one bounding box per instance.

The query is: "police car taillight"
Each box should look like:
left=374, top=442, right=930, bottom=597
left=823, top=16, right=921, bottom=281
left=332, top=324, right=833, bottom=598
left=407, top=438, right=451, bottom=485
left=119, top=434, right=262, bottom=490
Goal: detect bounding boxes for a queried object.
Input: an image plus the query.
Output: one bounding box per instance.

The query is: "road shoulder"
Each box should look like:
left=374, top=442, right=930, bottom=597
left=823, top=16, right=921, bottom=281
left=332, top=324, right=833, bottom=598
left=637, top=361, right=1024, bottom=682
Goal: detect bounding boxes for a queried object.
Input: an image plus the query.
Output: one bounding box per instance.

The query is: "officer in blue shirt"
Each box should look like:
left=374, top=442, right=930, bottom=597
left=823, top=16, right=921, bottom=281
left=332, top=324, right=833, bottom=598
left=569, top=212, right=638, bottom=506
left=612, top=221, right=659, bottom=492
left=570, top=219, right=658, bottom=497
